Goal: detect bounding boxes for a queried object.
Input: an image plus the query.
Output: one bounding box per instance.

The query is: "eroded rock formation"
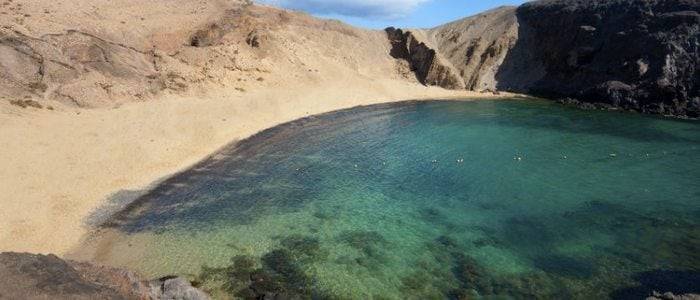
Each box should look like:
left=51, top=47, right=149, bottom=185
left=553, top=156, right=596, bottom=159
left=386, top=27, right=465, bottom=89
left=427, top=6, right=520, bottom=91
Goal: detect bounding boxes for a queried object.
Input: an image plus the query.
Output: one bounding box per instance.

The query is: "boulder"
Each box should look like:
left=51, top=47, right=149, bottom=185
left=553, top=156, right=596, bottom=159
left=149, top=276, right=210, bottom=300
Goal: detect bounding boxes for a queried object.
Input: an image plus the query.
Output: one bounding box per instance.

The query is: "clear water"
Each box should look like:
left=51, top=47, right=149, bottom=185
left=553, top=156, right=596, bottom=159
left=96, top=100, right=700, bottom=299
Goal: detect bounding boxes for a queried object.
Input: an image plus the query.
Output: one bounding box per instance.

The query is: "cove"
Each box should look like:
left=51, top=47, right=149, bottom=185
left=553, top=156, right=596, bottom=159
left=88, top=99, right=700, bottom=299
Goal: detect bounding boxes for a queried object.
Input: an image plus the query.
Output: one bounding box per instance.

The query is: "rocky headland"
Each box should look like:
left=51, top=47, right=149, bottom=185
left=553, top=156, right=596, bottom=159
left=386, top=0, right=699, bottom=118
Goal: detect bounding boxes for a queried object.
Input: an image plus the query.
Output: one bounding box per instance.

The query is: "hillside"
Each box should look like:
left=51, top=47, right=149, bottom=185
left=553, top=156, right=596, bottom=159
left=2, top=0, right=697, bottom=116
left=0, top=0, right=421, bottom=108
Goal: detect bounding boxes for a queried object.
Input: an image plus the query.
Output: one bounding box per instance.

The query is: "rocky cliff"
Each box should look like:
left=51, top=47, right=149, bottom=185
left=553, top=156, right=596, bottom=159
left=386, top=27, right=465, bottom=89
left=386, top=7, right=518, bottom=92
left=390, top=0, right=700, bottom=117
left=427, top=6, right=520, bottom=91
left=503, top=0, right=700, bottom=117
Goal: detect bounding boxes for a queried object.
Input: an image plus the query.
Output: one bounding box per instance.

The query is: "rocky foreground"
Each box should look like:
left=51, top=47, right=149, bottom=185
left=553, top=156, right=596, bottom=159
left=0, top=252, right=208, bottom=299
left=2, top=252, right=699, bottom=300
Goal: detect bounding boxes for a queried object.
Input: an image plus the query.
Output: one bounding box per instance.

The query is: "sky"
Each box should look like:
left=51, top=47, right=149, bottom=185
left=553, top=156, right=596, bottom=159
left=257, top=0, right=529, bottom=29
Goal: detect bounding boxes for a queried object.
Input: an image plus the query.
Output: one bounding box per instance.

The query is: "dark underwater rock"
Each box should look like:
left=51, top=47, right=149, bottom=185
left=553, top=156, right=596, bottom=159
left=337, top=230, right=388, bottom=259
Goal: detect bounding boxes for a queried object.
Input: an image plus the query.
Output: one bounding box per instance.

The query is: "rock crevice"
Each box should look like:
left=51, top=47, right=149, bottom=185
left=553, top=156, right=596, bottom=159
left=385, top=27, right=465, bottom=90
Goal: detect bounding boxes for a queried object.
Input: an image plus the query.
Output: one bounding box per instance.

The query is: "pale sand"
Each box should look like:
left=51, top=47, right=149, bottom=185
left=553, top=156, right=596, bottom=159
left=0, top=77, right=519, bottom=255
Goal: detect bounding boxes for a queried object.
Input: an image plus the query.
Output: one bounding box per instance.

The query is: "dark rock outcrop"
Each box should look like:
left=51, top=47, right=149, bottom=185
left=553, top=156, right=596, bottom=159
left=0, top=252, right=209, bottom=300
left=386, top=27, right=465, bottom=89
left=390, top=0, right=699, bottom=118
left=499, top=0, right=700, bottom=118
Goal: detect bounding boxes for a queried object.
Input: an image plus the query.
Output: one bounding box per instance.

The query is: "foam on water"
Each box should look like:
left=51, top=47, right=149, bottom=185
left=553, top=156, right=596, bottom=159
left=92, top=100, right=700, bottom=299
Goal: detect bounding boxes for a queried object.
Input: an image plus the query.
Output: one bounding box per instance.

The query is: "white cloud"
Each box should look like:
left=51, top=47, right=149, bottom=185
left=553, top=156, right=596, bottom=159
left=258, top=0, right=430, bottom=19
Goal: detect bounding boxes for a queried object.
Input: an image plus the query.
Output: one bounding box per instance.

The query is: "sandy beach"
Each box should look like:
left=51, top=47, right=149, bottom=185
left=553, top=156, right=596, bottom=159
left=0, top=0, right=533, bottom=256
left=0, top=76, right=519, bottom=255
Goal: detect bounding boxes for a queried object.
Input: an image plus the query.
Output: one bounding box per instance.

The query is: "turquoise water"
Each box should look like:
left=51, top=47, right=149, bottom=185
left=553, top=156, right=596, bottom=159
left=100, top=100, right=700, bottom=299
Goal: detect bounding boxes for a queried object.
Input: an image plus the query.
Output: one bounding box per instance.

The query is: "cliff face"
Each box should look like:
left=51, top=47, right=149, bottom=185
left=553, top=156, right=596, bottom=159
left=390, top=0, right=700, bottom=117
left=427, top=7, right=520, bottom=91
left=386, top=7, right=517, bottom=92
left=386, top=27, right=465, bottom=89
left=501, top=0, right=700, bottom=117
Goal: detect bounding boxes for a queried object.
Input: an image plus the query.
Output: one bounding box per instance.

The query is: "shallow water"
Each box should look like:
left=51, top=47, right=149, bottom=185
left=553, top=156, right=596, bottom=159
left=96, top=100, right=700, bottom=299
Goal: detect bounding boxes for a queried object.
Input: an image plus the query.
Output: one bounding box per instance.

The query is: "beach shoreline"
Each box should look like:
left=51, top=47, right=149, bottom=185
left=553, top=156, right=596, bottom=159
left=0, top=79, right=522, bottom=256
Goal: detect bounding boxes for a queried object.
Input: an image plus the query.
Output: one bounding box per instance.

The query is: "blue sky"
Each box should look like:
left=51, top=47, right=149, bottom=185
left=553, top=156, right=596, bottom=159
left=258, top=0, right=528, bottom=29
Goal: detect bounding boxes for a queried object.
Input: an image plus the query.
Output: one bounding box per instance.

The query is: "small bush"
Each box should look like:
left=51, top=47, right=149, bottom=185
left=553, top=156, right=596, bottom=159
left=10, top=99, right=43, bottom=109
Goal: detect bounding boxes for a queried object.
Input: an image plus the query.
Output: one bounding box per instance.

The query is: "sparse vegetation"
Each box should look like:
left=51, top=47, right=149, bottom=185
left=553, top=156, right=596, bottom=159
left=28, top=82, right=48, bottom=93
left=9, top=99, right=43, bottom=109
